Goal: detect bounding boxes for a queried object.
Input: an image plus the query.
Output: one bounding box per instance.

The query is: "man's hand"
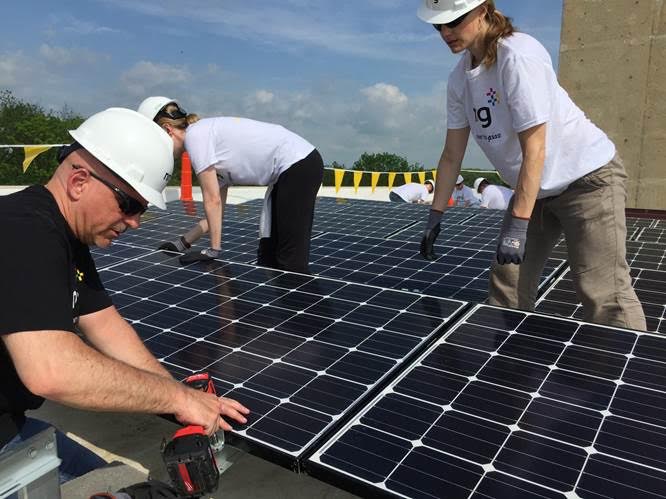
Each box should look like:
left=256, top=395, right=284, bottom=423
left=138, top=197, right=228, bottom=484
left=496, top=216, right=529, bottom=265
left=175, top=387, right=250, bottom=436
left=179, top=247, right=221, bottom=265
left=420, top=209, right=443, bottom=261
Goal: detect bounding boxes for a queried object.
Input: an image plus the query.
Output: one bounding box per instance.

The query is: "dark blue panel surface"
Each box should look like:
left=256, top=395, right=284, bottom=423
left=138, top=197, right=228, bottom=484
left=99, top=249, right=465, bottom=465
left=309, top=304, right=666, bottom=498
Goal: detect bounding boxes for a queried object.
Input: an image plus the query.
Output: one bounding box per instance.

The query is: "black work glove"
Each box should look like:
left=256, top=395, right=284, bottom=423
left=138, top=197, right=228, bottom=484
left=116, top=479, right=179, bottom=499
left=179, top=247, right=221, bottom=265
left=420, top=209, right=443, bottom=261
left=496, top=216, right=529, bottom=264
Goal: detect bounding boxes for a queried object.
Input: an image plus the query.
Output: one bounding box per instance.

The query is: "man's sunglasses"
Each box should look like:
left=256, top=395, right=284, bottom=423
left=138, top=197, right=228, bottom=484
left=72, top=165, right=147, bottom=216
left=433, top=11, right=470, bottom=31
left=155, top=103, right=188, bottom=121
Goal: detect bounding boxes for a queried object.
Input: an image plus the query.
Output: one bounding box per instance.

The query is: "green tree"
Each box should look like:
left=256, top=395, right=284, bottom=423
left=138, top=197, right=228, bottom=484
left=0, top=90, right=83, bottom=185
left=353, top=152, right=410, bottom=172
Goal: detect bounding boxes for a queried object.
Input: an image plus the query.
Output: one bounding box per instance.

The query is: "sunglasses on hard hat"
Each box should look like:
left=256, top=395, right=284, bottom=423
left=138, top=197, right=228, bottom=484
left=433, top=11, right=470, bottom=31
left=155, top=103, right=188, bottom=121
left=72, top=165, right=147, bottom=216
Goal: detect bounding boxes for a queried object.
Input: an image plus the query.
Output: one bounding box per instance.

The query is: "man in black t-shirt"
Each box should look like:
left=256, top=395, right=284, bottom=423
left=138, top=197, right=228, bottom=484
left=0, top=108, right=249, bottom=482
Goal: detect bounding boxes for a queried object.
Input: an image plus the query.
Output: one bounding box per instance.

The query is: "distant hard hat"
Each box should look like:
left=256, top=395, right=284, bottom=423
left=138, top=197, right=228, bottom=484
left=425, top=179, right=436, bottom=189
left=69, top=108, right=174, bottom=209
left=456, top=175, right=464, bottom=184
left=473, top=177, right=487, bottom=193
left=137, top=96, right=178, bottom=122
left=417, top=0, right=487, bottom=25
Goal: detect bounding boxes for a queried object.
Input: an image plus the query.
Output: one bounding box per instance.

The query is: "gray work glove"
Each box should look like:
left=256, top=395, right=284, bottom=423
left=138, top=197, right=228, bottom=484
left=420, top=209, right=443, bottom=261
left=179, top=247, right=221, bottom=265
left=157, top=236, right=190, bottom=253
left=496, top=216, right=529, bottom=265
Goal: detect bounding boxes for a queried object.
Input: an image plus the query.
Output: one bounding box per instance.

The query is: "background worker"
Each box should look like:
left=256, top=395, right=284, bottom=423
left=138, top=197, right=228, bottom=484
left=138, top=97, right=323, bottom=274
left=452, top=174, right=477, bottom=207
left=0, top=108, right=249, bottom=482
left=474, top=176, right=512, bottom=209
left=417, top=0, right=645, bottom=330
left=389, top=179, right=435, bottom=203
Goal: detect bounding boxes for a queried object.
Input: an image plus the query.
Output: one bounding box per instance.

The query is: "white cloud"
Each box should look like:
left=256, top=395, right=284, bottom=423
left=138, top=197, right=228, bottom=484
left=120, top=61, right=190, bottom=96
left=0, top=52, right=25, bottom=87
left=255, top=90, right=275, bottom=105
left=39, top=44, right=108, bottom=65
left=61, top=16, right=120, bottom=35
left=361, top=83, right=408, bottom=107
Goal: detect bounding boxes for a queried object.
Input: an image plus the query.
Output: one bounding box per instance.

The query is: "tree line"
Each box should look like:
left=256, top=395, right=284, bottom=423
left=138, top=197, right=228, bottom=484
left=0, top=90, right=502, bottom=187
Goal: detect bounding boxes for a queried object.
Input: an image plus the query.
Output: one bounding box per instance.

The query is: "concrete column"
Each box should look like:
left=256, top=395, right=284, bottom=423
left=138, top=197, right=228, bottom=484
left=559, top=0, right=665, bottom=209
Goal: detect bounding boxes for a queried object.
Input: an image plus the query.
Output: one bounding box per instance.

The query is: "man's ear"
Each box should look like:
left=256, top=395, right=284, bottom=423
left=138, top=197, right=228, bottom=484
left=68, top=166, right=89, bottom=201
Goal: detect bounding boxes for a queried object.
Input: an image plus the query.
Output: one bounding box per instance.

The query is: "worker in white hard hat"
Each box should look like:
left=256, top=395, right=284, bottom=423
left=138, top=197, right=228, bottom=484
left=416, top=0, right=645, bottom=330
left=452, top=174, right=477, bottom=207
left=474, top=177, right=512, bottom=209
left=0, top=108, right=249, bottom=482
left=138, top=96, right=323, bottom=274
left=389, top=179, right=435, bottom=204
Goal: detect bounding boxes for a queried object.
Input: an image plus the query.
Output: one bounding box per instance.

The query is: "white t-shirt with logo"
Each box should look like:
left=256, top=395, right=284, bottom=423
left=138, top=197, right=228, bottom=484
left=447, top=32, right=615, bottom=198
left=480, top=184, right=513, bottom=210
left=184, top=117, right=315, bottom=186
left=453, top=184, right=478, bottom=207
left=392, top=183, right=430, bottom=203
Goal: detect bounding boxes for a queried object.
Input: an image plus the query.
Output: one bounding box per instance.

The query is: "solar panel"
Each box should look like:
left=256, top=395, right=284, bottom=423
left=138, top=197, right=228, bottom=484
left=307, top=304, right=666, bottom=498
left=635, top=227, right=666, bottom=245
left=98, top=251, right=467, bottom=469
left=309, top=232, right=565, bottom=303
left=390, top=223, right=503, bottom=251
left=536, top=267, right=666, bottom=334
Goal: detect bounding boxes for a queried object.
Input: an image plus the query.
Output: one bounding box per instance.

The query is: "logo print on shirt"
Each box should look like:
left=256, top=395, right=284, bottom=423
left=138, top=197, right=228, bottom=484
left=75, top=268, right=84, bottom=282
left=486, top=87, right=499, bottom=106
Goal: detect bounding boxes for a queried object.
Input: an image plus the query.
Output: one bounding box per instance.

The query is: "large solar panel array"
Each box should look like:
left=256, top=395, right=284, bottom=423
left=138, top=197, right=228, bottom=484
left=536, top=267, right=666, bottom=334
left=308, top=304, right=666, bottom=498
left=84, top=194, right=666, bottom=496
left=98, top=250, right=466, bottom=468
left=309, top=232, right=563, bottom=303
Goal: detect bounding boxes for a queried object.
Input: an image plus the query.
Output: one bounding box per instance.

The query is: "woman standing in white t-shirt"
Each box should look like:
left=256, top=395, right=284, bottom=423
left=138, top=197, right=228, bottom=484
left=417, top=0, right=645, bottom=330
left=138, top=97, right=323, bottom=274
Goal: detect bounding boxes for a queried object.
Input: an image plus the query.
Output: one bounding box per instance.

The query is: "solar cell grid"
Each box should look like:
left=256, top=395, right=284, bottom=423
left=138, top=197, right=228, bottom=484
left=97, top=251, right=466, bottom=467
left=635, top=227, right=666, bottom=245
left=536, top=267, right=666, bottom=334
left=309, top=231, right=565, bottom=303
left=308, top=304, right=666, bottom=498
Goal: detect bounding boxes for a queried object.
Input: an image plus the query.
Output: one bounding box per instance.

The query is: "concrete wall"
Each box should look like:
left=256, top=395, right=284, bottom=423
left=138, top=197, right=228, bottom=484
left=559, top=0, right=665, bottom=209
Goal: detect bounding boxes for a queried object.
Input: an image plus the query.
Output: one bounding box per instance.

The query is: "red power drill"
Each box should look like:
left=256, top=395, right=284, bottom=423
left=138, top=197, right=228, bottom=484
left=161, top=373, right=223, bottom=498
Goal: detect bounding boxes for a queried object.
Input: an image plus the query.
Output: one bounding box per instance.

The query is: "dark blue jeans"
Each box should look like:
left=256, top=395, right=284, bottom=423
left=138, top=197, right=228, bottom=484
left=0, top=417, right=107, bottom=484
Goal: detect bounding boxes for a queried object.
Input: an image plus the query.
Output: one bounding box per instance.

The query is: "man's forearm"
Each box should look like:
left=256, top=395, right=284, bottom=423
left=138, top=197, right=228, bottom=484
left=80, top=307, right=172, bottom=379
left=7, top=331, right=186, bottom=415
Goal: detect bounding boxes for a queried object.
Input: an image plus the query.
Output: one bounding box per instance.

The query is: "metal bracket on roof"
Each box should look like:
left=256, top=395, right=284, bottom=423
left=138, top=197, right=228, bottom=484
left=0, top=427, right=61, bottom=499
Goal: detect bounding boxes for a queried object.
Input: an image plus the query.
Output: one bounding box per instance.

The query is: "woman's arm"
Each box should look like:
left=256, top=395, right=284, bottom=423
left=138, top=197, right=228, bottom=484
left=513, top=123, right=546, bottom=218
left=431, top=127, right=471, bottom=212
left=197, top=167, right=229, bottom=250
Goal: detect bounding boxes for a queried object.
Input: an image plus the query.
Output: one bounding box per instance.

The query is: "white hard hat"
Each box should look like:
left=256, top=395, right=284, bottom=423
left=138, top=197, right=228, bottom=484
left=417, top=0, right=486, bottom=25
left=137, top=96, right=177, bottom=121
left=456, top=175, right=464, bottom=184
left=69, top=108, right=174, bottom=209
left=473, top=177, right=487, bottom=193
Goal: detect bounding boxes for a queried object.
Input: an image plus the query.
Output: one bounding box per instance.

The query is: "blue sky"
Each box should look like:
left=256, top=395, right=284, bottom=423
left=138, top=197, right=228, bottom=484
left=2, top=0, right=563, bottom=169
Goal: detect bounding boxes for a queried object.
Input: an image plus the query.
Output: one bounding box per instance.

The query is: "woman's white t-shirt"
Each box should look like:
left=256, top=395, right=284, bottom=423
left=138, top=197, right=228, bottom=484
left=184, top=117, right=315, bottom=187
left=392, top=183, right=430, bottom=203
left=480, top=184, right=513, bottom=210
left=447, top=32, right=615, bottom=198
